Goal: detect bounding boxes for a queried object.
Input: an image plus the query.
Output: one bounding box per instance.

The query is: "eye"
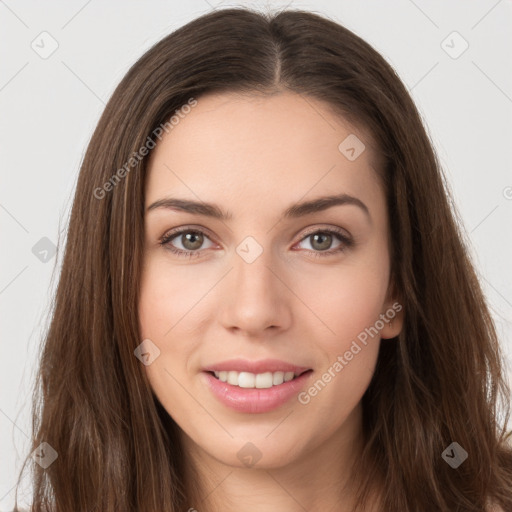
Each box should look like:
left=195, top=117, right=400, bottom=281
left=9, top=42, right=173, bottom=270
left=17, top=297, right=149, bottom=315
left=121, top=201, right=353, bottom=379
left=159, top=226, right=354, bottom=259
left=294, top=227, right=354, bottom=258
left=159, top=227, right=215, bottom=259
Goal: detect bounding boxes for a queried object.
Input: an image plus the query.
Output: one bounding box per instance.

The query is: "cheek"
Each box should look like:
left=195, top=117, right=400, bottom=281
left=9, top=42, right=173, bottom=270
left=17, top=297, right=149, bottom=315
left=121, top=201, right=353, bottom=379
left=137, top=264, right=196, bottom=424
left=137, top=261, right=196, bottom=386
left=138, top=257, right=204, bottom=339
left=295, top=255, right=389, bottom=413
left=292, top=258, right=389, bottom=349
left=296, top=267, right=385, bottom=418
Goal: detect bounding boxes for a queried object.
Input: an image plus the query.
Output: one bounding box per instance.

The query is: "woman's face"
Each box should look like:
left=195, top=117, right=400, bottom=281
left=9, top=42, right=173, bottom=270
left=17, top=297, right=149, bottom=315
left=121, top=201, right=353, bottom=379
left=138, top=91, right=403, bottom=469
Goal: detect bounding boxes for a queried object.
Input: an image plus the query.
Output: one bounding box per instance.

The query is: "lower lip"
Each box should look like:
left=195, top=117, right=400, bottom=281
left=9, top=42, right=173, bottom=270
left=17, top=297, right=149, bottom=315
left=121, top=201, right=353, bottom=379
left=203, top=371, right=313, bottom=413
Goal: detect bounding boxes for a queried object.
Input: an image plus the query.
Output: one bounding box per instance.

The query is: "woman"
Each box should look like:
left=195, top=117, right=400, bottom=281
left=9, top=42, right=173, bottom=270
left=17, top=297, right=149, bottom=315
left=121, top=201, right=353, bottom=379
left=15, top=7, right=512, bottom=512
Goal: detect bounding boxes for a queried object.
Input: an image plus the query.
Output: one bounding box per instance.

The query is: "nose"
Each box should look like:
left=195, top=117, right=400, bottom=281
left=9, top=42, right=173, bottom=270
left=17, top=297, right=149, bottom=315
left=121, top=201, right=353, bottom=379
left=218, top=246, right=292, bottom=338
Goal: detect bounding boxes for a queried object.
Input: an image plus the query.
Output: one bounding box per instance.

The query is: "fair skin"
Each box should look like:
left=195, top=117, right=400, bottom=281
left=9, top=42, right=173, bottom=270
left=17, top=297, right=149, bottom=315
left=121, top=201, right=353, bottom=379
left=138, top=91, right=404, bottom=512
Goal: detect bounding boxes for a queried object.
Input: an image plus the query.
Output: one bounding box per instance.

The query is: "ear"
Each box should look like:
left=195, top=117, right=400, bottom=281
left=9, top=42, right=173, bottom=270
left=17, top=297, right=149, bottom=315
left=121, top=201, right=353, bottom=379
left=379, top=279, right=404, bottom=340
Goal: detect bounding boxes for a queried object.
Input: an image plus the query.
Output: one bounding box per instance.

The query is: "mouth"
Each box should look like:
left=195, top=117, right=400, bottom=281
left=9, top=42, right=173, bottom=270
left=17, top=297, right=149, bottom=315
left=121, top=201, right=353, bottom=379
left=207, top=369, right=312, bottom=389
left=202, top=359, right=313, bottom=413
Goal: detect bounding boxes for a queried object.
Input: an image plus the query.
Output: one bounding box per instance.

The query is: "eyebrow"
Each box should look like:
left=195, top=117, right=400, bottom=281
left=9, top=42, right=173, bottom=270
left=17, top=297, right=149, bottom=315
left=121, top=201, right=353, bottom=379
left=146, top=193, right=371, bottom=221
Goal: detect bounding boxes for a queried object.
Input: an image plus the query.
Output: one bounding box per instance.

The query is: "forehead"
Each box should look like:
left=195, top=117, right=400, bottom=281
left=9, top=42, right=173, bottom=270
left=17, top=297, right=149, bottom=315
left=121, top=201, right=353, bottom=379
left=145, top=91, right=385, bottom=222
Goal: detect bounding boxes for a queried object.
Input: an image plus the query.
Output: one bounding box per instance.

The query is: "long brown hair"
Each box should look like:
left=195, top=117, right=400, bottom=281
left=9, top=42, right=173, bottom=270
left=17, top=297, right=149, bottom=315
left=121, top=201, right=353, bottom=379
left=15, top=7, right=512, bottom=511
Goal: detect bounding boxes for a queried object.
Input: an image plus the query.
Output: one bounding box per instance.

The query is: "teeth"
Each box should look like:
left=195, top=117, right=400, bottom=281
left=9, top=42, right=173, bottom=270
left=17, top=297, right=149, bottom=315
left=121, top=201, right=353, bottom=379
left=272, top=371, right=284, bottom=385
left=212, top=370, right=300, bottom=388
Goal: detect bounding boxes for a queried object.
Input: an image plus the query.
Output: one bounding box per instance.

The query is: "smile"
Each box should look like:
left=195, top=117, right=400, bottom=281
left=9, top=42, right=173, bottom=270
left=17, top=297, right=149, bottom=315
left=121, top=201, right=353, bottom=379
left=202, top=359, right=313, bottom=413
left=210, top=370, right=305, bottom=388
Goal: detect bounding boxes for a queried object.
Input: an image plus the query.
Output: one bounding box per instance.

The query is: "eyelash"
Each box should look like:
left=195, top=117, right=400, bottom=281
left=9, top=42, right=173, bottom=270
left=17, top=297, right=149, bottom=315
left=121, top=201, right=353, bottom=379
left=158, top=226, right=354, bottom=260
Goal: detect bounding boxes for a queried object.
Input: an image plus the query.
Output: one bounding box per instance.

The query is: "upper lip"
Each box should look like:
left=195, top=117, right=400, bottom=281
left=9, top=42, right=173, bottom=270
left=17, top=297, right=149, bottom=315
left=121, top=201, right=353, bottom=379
left=202, top=358, right=311, bottom=375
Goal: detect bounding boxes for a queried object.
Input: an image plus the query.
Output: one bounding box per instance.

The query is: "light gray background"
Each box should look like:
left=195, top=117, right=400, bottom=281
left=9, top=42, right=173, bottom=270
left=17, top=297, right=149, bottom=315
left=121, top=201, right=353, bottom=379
left=1, top=0, right=511, bottom=509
